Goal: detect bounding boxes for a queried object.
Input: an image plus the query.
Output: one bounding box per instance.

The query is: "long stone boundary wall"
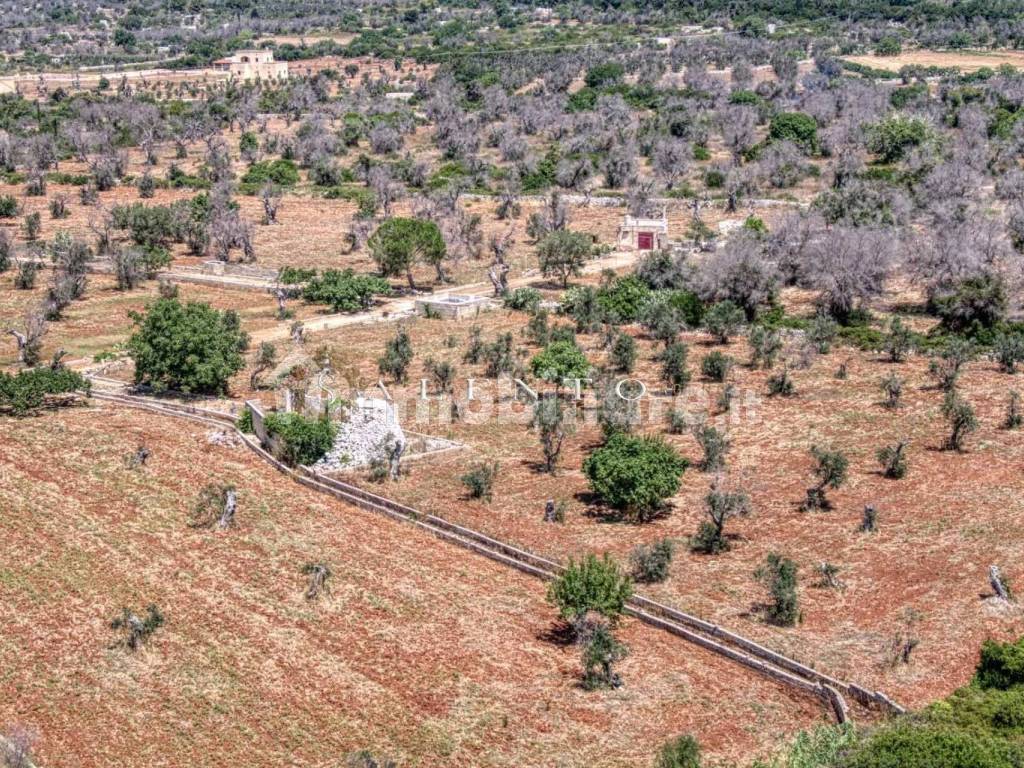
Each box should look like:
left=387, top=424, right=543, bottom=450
left=87, top=388, right=908, bottom=724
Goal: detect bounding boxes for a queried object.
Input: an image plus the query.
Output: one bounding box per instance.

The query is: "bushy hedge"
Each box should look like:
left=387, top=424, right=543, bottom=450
left=302, top=269, right=391, bottom=312
left=264, top=412, right=336, bottom=467
left=241, top=159, right=300, bottom=187
left=0, top=367, right=90, bottom=415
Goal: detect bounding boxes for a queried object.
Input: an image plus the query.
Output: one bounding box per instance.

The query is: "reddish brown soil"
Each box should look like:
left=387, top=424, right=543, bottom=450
left=0, top=405, right=823, bottom=768
left=292, top=285, right=1024, bottom=711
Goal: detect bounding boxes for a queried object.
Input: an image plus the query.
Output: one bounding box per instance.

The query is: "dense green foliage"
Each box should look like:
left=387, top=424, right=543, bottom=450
left=368, top=217, right=446, bottom=289
left=302, top=269, right=391, bottom=312
left=769, top=112, right=818, bottom=153
left=127, top=298, right=248, bottom=395
left=241, top=159, right=300, bottom=187
left=596, top=275, right=651, bottom=323
left=263, top=412, right=337, bottom=467
left=530, top=340, right=591, bottom=385
left=583, top=433, right=687, bottom=521
left=547, top=552, right=633, bottom=624
left=0, top=367, right=89, bottom=415
left=655, top=735, right=702, bottom=768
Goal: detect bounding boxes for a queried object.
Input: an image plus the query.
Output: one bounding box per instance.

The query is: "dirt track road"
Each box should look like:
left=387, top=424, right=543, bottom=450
left=249, top=248, right=642, bottom=343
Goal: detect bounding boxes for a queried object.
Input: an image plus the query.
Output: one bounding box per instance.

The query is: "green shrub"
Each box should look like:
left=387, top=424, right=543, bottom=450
left=703, top=300, right=745, bottom=343
left=547, top=552, right=632, bottom=625
left=704, top=168, right=725, bottom=188
left=461, top=461, right=499, bottom=502
left=241, top=159, right=300, bottom=186
left=868, top=115, right=929, bottom=162
left=278, top=266, right=318, bottom=285
left=664, top=290, right=706, bottom=327
left=585, top=61, right=624, bottom=88
left=701, top=351, right=734, bottom=382
left=303, top=269, right=391, bottom=312
left=933, top=274, right=1008, bottom=337
left=237, top=405, right=254, bottom=434
left=767, top=367, right=795, bottom=397
left=630, top=539, right=674, bottom=583
left=530, top=340, right=591, bottom=386
left=0, top=194, right=18, bottom=217
left=583, top=433, right=687, bottom=522
left=654, top=735, right=701, bottom=768
left=264, top=412, right=336, bottom=467
left=804, top=445, right=848, bottom=511
left=659, top=341, right=691, bottom=393
left=378, top=327, right=414, bottom=383
left=694, top=424, right=730, bottom=472
left=769, top=111, right=818, bottom=152
left=755, top=553, right=800, bottom=626
left=844, top=724, right=1016, bottom=768
left=581, top=624, right=628, bottom=690
left=976, top=637, right=1024, bottom=691
left=0, top=367, right=90, bottom=416
left=596, top=275, right=650, bottom=324
left=504, top=286, right=542, bottom=313
left=609, top=332, right=637, bottom=373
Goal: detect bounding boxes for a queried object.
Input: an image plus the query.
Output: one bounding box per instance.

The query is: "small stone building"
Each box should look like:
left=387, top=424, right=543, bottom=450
left=617, top=212, right=669, bottom=251
left=212, top=50, right=289, bottom=82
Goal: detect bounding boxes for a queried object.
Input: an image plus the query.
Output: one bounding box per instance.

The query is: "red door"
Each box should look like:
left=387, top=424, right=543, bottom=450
left=637, top=231, right=654, bottom=250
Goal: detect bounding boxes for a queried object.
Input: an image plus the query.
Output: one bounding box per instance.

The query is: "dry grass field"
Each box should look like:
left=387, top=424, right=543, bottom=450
left=0, top=404, right=824, bottom=767
left=273, top=280, right=1024, bottom=712
left=843, top=48, right=1024, bottom=72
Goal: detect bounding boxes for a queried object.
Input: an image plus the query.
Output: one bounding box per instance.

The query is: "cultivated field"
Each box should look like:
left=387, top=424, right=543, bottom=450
left=843, top=48, right=1024, bottom=72
left=0, top=404, right=824, bottom=767
left=277, top=281, right=1024, bottom=711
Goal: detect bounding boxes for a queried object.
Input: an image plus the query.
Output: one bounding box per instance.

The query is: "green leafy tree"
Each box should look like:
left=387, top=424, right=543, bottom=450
left=703, top=300, right=745, bottom=343
left=583, top=433, right=687, bottom=522
left=368, top=217, right=446, bottom=289
left=749, top=325, right=783, bottom=369
left=531, top=395, right=573, bottom=473
left=128, top=298, right=248, bottom=394
left=596, top=274, right=650, bottom=324
left=885, top=317, right=914, bottom=363
left=530, top=340, right=591, bottom=388
left=659, top=341, right=691, bottom=394
left=630, top=539, right=674, bottom=583
left=537, top=230, right=593, bottom=288
left=641, top=294, right=685, bottom=346
left=975, top=636, right=1024, bottom=690
left=461, top=461, right=500, bottom=502
left=943, top=391, right=978, bottom=451
left=0, top=367, right=90, bottom=416
left=609, top=332, right=637, bottom=373
left=701, top=351, right=734, bottom=382
left=691, top=483, right=750, bottom=554
left=581, top=624, right=629, bottom=690
left=547, top=552, right=633, bottom=627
